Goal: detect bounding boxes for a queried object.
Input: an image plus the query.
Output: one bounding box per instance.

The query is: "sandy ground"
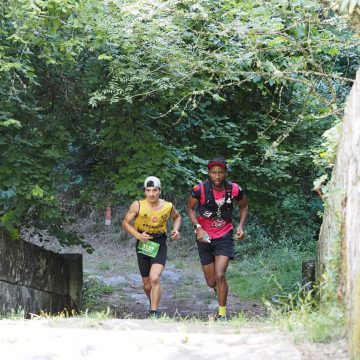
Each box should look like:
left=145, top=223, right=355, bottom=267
left=0, top=318, right=349, bottom=360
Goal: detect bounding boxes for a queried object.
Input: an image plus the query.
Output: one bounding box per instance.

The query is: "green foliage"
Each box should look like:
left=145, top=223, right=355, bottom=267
left=264, top=282, right=346, bottom=343
left=0, top=0, right=359, bottom=251
left=235, top=193, right=321, bottom=258
left=234, top=215, right=274, bottom=259
left=229, top=241, right=315, bottom=300
left=231, top=216, right=345, bottom=343
left=312, top=121, right=343, bottom=194
left=0, top=0, right=99, bottom=244
left=82, top=278, right=114, bottom=309
left=79, top=0, right=359, bottom=239
left=269, top=284, right=319, bottom=314
left=298, top=306, right=345, bottom=342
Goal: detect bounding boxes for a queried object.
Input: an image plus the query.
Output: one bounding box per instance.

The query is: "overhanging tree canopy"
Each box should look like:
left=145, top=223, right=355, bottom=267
left=0, top=0, right=359, bottom=246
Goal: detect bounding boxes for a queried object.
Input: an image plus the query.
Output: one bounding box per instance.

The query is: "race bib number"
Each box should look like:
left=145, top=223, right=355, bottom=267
left=137, top=240, right=160, bottom=258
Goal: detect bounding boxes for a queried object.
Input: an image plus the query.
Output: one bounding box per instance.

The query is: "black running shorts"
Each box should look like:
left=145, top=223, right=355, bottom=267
left=136, top=234, right=167, bottom=277
left=197, top=230, right=234, bottom=266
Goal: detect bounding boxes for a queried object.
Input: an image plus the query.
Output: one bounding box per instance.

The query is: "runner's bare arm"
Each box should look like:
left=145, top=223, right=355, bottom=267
left=235, top=196, right=248, bottom=240
left=122, top=201, right=152, bottom=242
left=186, top=195, right=208, bottom=243
left=170, top=206, right=181, bottom=240
left=186, top=195, right=199, bottom=226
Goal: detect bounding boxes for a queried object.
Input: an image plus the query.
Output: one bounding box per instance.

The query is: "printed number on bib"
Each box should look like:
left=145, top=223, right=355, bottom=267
left=137, top=240, right=160, bottom=258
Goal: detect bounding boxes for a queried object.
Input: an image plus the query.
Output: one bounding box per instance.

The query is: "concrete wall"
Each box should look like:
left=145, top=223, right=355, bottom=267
left=317, top=69, right=360, bottom=360
left=0, top=231, right=82, bottom=316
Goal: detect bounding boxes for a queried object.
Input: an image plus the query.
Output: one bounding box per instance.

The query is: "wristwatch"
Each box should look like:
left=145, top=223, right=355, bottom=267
left=193, top=224, right=202, bottom=231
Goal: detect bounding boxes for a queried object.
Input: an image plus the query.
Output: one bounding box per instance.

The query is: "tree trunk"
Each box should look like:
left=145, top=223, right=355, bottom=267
left=317, top=69, right=360, bottom=360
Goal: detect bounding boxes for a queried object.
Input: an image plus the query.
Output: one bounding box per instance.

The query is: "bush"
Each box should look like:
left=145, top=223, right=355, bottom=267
left=228, top=242, right=315, bottom=301
left=235, top=215, right=273, bottom=260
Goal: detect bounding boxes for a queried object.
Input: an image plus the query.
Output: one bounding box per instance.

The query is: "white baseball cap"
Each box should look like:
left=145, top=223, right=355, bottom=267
left=144, top=176, right=161, bottom=189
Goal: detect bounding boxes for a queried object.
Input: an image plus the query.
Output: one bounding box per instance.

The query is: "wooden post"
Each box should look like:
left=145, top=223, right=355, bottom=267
left=302, top=260, right=315, bottom=290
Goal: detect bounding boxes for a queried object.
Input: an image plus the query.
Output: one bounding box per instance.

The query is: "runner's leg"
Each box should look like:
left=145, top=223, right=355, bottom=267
left=137, top=252, right=152, bottom=307
left=141, top=277, right=151, bottom=304
left=201, top=262, right=217, bottom=289
left=149, top=263, right=165, bottom=310
left=214, top=255, right=230, bottom=307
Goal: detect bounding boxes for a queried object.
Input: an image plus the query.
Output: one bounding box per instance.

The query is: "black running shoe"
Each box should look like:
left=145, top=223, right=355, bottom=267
left=149, top=309, right=161, bottom=319
left=216, top=315, right=228, bottom=323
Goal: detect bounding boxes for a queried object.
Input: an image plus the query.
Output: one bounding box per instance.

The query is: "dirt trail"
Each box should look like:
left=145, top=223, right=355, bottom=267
left=0, top=317, right=348, bottom=360
left=19, top=219, right=349, bottom=360
left=80, top=227, right=265, bottom=320
left=24, top=218, right=264, bottom=319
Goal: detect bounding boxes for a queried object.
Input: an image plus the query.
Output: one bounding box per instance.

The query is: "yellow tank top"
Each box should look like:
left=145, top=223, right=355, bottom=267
left=134, top=199, right=173, bottom=234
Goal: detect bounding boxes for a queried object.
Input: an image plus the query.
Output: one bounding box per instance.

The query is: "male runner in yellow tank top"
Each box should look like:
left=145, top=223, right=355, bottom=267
left=122, top=176, right=181, bottom=318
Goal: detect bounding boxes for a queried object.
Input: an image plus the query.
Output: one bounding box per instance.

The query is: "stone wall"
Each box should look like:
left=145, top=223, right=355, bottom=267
left=0, top=231, right=82, bottom=316
left=317, top=69, right=360, bottom=360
